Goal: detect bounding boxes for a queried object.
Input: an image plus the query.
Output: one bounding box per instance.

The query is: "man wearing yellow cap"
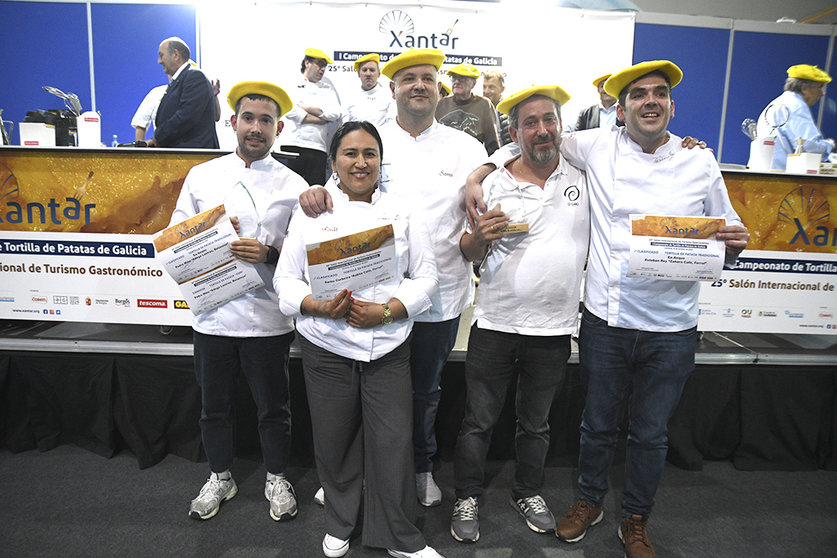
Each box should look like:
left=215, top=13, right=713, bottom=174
left=451, top=85, right=588, bottom=544
left=342, top=53, right=394, bottom=128
left=436, top=62, right=501, bottom=154
left=572, top=74, right=621, bottom=131
left=466, top=60, right=749, bottom=558
left=753, top=64, right=834, bottom=170
left=280, top=48, right=342, bottom=185
left=299, top=48, right=488, bottom=516
left=171, top=81, right=308, bottom=523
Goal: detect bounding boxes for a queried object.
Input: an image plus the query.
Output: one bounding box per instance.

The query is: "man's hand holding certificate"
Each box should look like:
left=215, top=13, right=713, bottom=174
left=154, top=205, right=264, bottom=314
left=627, top=215, right=726, bottom=281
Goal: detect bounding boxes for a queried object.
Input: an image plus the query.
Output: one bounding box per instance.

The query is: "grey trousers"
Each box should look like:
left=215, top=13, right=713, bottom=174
left=299, top=334, right=425, bottom=553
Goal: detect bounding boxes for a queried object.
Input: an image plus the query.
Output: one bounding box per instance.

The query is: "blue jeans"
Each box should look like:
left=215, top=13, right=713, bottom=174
left=193, top=330, right=293, bottom=474
left=410, top=317, right=460, bottom=473
left=455, top=325, right=569, bottom=500
left=577, top=310, right=696, bottom=517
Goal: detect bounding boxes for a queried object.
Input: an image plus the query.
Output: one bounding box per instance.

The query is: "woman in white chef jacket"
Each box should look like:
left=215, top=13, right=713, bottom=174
left=275, top=121, right=442, bottom=558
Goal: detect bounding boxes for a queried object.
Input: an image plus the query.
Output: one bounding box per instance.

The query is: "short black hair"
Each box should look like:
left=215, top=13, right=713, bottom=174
left=234, top=93, right=281, bottom=118
left=617, top=70, right=671, bottom=106
left=328, top=121, right=384, bottom=163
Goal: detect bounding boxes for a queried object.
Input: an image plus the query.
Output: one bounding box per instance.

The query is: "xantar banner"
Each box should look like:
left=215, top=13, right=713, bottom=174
left=0, top=149, right=216, bottom=325
left=697, top=173, right=837, bottom=334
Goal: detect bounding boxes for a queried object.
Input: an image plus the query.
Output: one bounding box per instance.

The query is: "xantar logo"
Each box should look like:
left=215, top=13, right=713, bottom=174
left=174, top=300, right=190, bottom=310
left=138, top=299, right=167, bottom=308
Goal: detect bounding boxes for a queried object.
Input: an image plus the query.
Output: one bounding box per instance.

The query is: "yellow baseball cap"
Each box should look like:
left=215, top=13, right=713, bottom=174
left=447, top=62, right=480, bottom=79
left=604, top=60, right=682, bottom=98
left=354, top=53, right=380, bottom=71
left=787, top=64, right=832, bottom=83
left=496, top=84, right=571, bottom=116
left=304, top=48, right=333, bottom=64
left=381, top=48, right=446, bottom=79
left=592, top=74, right=611, bottom=87
left=227, top=81, right=293, bottom=117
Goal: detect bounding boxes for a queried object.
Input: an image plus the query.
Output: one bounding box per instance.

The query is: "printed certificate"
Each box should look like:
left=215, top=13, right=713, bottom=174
left=307, top=224, right=396, bottom=300
left=628, top=215, right=726, bottom=281
left=153, top=205, right=264, bottom=314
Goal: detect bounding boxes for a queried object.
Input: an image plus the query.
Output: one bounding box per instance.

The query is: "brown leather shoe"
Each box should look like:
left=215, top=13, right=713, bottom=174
left=555, top=499, right=603, bottom=542
left=618, top=514, right=656, bottom=558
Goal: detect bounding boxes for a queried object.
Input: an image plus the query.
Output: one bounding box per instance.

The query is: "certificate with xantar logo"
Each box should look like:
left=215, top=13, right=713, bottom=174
left=306, top=224, right=396, bottom=300
left=153, top=204, right=264, bottom=314
left=627, top=215, right=726, bottom=281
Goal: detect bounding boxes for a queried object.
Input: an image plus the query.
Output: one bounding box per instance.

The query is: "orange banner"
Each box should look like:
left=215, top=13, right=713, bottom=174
left=724, top=173, right=837, bottom=254
left=0, top=148, right=219, bottom=234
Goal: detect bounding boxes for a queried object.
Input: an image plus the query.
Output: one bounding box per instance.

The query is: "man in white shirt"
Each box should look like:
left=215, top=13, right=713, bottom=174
left=450, top=85, right=588, bottom=544
left=280, top=48, right=342, bottom=185
left=465, top=60, right=749, bottom=558
left=342, top=53, right=394, bottom=128
left=299, top=48, right=488, bottom=510
left=170, top=81, right=308, bottom=523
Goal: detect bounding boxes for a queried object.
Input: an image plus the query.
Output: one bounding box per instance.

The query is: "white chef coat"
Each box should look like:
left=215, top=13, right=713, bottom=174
left=276, top=180, right=437, bottom=362
left=378, top=120, right=488, bottom=322
left=169, top=152, right=308, bottom=337
left=342, top=82, right=395, bottom=129
left=282, top=75, right=342, bottom=153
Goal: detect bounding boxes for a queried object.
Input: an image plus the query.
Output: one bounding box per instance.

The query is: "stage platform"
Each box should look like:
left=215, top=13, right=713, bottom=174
left=1, top=316, right=835, bottom=474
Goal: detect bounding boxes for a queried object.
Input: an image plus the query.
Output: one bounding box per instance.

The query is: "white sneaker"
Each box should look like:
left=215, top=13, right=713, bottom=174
left=189, top=472, right=237, bottom=520
left=314, top=486, right=325, bottom=506
left=416, top=472, right=442, bottom=507
left=387, top=546, right=445, bottom=558
left=265, top=473, right=297, bottom=521
left=322, top=534, right=349, bottom=557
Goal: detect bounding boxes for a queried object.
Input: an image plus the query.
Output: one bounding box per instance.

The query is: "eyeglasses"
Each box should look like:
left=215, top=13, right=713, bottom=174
left=311, top=59, right=328, bottom=69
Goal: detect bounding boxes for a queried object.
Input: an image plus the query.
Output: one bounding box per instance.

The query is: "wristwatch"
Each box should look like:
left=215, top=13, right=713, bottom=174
left=381, top=303, right=393, bottom=325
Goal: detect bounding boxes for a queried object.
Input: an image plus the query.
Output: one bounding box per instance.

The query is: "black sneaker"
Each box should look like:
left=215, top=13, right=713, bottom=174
left=510, top=494, right=555, bottom=533
left=450, top=497, right=479, bottom=543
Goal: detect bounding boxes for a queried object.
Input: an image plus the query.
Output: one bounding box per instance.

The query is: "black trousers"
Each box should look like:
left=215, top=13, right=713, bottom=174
left=193, top=330, right=293, bottom=474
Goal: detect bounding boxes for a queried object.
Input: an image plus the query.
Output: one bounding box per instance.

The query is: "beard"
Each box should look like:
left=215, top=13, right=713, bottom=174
left=528, top=136, right=559, bottom=163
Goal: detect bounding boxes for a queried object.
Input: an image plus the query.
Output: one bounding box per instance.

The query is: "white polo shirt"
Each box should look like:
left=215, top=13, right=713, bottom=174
left=473, top=155, right=589, bottom=336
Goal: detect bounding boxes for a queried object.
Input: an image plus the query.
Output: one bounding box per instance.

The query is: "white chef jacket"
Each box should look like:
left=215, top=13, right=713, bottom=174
left=342, top=82, right=395, bottom=129
left=561, top=127, right=743, bottom=332
left=378, top=120, right=488, bottom=322
left=131, top=84, right=167, bottom=131
left=169, top=152, right=308, bottom=337
left=275, top=180, right=437, bottom=362
left=282, top=75, right=342, bottom=153
left=473, top=156, right=589, bottom=336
